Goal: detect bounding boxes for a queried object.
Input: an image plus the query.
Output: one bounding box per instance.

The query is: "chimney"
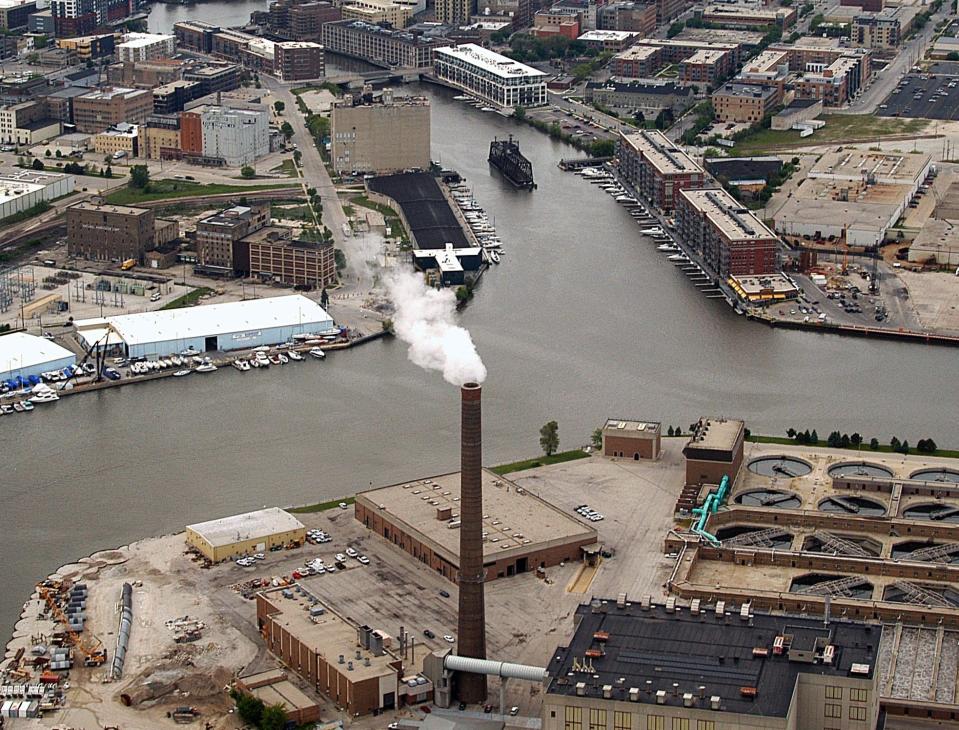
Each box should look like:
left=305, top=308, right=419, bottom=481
left=456, top=382, right=487, bottom=704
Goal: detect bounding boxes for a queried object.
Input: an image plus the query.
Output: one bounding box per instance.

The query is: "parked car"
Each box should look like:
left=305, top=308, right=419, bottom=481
left=423, top=629, right=436, bottom=639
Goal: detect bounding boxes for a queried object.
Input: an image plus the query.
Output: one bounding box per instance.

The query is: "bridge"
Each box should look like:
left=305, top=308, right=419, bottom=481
left=320, top=67, right=432, bottom=89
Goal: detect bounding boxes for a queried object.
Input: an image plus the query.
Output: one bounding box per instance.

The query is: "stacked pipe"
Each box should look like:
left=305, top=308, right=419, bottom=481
left=111, top=583, right=133, bottom=679
left=456, top=382, right=488, bottom=703
left=66, top=583, right=87, bottom=633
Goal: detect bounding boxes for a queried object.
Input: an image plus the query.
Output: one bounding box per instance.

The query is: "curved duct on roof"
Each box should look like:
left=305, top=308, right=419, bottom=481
left=444, top=654, right=546, bottom=683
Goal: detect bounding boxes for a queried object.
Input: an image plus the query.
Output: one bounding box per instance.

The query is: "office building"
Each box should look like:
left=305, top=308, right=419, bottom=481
left=601, top=418, right=661, bottom=459
left=712, top=82, right=778, bottom=122
left=0, top=0, right=37, bottom=30
left=183, top=63, right=241, bottom=95
left=699, top=3, right=796, bottom=29
left=435, top=0, right=472, bottom=24
left=196, top=203, right=269, bottom=274
left=73, top=86, right=153, bottom=133
left=331, top=89, right=429, bottom=174
left=355, top=469, right=597, bottom=583
left=584, top=80, right=693, bottom=118
left=273, top=41, right=324, bottom=81
left=267, top=0, right=341, bottom=41
left=433, top=44, right=547, bottom=109
left=596, top=1, right=656, bottom=35
left=617, top=129, right=705, bottom=212
left=243, top=229, right=336, bottom=287
left=66, top=201, right=155, bottom=263
left=152, top=80, right=201, bottom=114
left=186, top=508, right=306, bottom=562
left=322, top=20, right=446, bottom=68
left=93, top=122, right=139, bottom=157
left=342, top=0, right=412, bottom=27
left=117, top=32, right=176, bottom=62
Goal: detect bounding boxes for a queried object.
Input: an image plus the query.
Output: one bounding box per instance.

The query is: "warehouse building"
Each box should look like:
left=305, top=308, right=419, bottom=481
left=331, top=89, right=430, bottom=174
left=355, top=470, right=597, bottom=583
left=601, top=418, right=661, bottom=460
left=255, top=585, right=402, bottom=716
left=74, top=294, right=334, bottom=358
left=683, top=416, right=744, bottom=486
left=367, top=173, right=469, bottom=249
left=186, top=507, right=306, bottom=562
left=0, top=332, right=76, bottom=381
left=0, top=169, right=74, bottom=220
left=543, top=600, right=879, bottom=730
left=236, top=670, right=321, bottom=725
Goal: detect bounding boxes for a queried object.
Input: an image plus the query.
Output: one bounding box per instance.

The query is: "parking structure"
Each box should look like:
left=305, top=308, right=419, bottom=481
left=878, top=63, right=959, bottom=120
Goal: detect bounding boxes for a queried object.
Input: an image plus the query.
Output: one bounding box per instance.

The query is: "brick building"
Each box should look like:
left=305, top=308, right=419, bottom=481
left=173, top=20, right=219, bottom=53
left=195, top=204, right=269, bottom=274
left=677, top=48, right=733, bottom=87
left=274, top=41, right=325, bottom=81
left=682, top=416, right=745, bottom=486
left=617, top=129, right=705, bottom=212
left=321, top=20, right=446, bottom=68
left=72, top=86, right=153, bottom=133
left=596, top=1, right=656, bottom=35
left=611, top=45, right=663, bottom=78
left=601, top=418, right=661, bottom=460
left=331, top=89, right=430, bottom=174
left=712, top=82, right=778, bottom=122
left=240, top=227, right=336, bottom=287
left=66, top=201, right=155, bottom=263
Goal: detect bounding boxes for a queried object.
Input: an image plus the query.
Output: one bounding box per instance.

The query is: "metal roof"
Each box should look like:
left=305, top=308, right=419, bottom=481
left=187, top=507, right=304, bottom=547
left=0, top=332, right=75, bottom=376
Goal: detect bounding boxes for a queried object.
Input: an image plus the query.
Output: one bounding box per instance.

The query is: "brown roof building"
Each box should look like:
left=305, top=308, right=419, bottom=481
left=66, top=201, right=155, bottom=263
left=195, top=204, right=269, bottom=274
left=683, top=417, right=745, bottom=486
left=601, top=418, right=661, bottom=460
left=243, top=229, right=336, bottom=288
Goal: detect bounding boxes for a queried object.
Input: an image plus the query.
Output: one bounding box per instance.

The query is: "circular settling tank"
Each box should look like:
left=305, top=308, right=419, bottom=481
left=735, top=489, right=802, bottom=509
left=902, top=502, right=959, bottom=522
left=892, top=540, right=959, bottom=563
left=828, top=462, right=894, bottom=479
left=818, top=495, right=886, bottom=516
left=789, top=573, right=873, bottom=599
left=910, top=468, right=959, bottom=484
left=747, top=456, right=813, bottom=478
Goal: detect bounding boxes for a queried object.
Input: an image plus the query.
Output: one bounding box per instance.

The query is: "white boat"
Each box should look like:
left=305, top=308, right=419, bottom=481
left=668, top=254, right=689, bottom=262
left=30, top=390, right=59, bottom=403
left=232, top=360, right=245, bottom=371
left=640, top=227, right=664, bottom=235
left=173, top=369, right=191, bottom=377
left=308, top=347, right=326, bottom=360
left=616, top=196, right=639, bottom=205
left=250, top=359, right=261, bottom=369
left=453, top=95, right=470, bottom=101
left=489, top=250, right=501, bottom=264
left=171, top=355, right=183, bottom=367
left=195, top=360, right=217, bottom=373
left=657, top=243, right=679, bottom=251
left=480, top=106, right=495, bottom=112
left=278, top=353, right=289, bottom=364
left=287, top=350, right=303, bottom=361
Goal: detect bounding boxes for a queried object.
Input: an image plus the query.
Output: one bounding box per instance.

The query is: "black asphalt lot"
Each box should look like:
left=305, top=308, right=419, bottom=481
left=877, top=70, right=959, bottom=120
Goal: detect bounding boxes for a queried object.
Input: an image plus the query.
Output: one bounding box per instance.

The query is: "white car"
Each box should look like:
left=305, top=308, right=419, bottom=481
left=346, top=548, right=358, bottom=558
left=443, top=635, right=455, bottom=644
left=254, top=553, right=265, bottom=560
left=358, top=556, right=370, bottom=565
left=338, top=502, right=348, bottom=510
left=326, top=565, right=337, bottom=573
left=335, top=553, right=346, bottom=562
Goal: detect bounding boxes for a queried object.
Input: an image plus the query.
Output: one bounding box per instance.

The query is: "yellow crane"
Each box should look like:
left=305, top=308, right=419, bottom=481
left=36, top=585, right=107, bottom=667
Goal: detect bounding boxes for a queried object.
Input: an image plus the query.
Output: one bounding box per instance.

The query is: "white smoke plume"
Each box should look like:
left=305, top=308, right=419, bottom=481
left=385, top=267, right=487, bottom=386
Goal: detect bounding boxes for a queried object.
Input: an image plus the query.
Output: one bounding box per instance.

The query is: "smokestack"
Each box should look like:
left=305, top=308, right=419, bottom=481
left=456, top=382, right=487, bottom=703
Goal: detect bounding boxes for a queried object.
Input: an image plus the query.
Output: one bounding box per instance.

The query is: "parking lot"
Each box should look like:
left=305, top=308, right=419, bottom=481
left=877, top=64, right=959, bottom=120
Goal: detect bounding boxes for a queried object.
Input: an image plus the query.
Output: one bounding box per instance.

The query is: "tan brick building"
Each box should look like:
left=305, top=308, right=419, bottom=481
left=241, top=227, right=336, bottom=287
left=683, top=417, right=745, bottom=486
left=601, top=418, right=661, bottom=460
left=331, top=90, right=430, bottom=174
left=73, top=87, right=153, bottom=134
left=66, top=201, right=155, bottom=263
left=712, top=82, right=778, bottom=122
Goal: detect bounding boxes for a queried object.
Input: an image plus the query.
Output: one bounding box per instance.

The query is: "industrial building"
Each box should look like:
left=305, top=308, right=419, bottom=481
left=185, top=507, right=306, bottom=562
left=66, top=201, right=155, bottom=263
left=584, top=80, right=693, bottom=118
left=683, top=417, right=745, bottom=486
left=411, top=244, right=482, bottom=286
left=196, top=203, right=270, bottom=274
left=242, top=227, right=337, bottom=287
left=773, top=150, right=932, bottom=246
left=185, top=105, right=270, bottom=167
left=236, top=670, right=321, bottom=725
left=354, top=469, right=598, bottom=583
left=72, top=86, right=153, bottom=134
left=543, top=600, right=879, bottom=730
left=74, top=294, right=334, bottom=358
left=0, top=169, right=74, bottom=220
left=601, top=418, right=661, bottom=460
left=0, top=99, right=60, bottom=146
left=367, top=173, right=469, bottom=249
left=93, top=122, right=139, bottom=157
left=331, top=90, right=430, bottom=174
left=675, top=187, right=779, bottom=277
left=711, top=82, right=778, bottom=123
left=771, top=98, right=822, bottom=131
left=617, top=130, right=705, bottom=212
left=908, top=218, right=959, bottom=267
left=433, top=44, right=547, bottom=109
left=255, top=585, right=403, bottom=716
left=0, top=332, right=76, bottom=381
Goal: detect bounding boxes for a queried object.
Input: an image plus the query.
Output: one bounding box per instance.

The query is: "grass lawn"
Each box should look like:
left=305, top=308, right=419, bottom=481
left=289, top=496, right=355, bottom=513
left=732, top=115, right=930, bottom=154
left=270, top=159, right=299, bottom=178
left=105, top=179, right=298, bottom=205
left=160, top=287, right=213, bottom=310
left=747, top=434, right=959, bottom=459
left=352, top=195, right=410, bottom=244
left=491, top=449, right=591, bottom=475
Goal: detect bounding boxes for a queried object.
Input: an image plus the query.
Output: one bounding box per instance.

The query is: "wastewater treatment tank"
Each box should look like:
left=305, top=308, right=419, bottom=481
left=789, top=573, right=873, bottom=599
left=715, top=525, right=793, bottom=548
left=828, top=462, right=894, bottom=479
left=910, top=468, right=959, bottom=484
left=818, top=495, right=886, bottom=516
left=747, top=456, right=812, bottom=478
left=735, top=489, right=802, bottom=509
left=892, top=540, right=959, bottom=563
left=902, top=502, right=959, bottom=522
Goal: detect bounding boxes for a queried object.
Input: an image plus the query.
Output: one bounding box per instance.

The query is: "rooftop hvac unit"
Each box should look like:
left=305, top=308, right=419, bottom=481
left=348, top=661, right=354, bottom=671
left=655, top=690, right=666, bottom=705
left=690, top=599, right=701, bottom=615
left=665, top=596, right=676, bottom=613
left=715, top=600, right=725, bottom=617
left=822, top=645, right=835, bottom=665
left=603, top=685, right=613, bottom=699
left=628, top=688, right=640, bottom=702
left=575, top=682, right=586, bottom=696
left=683, top=693, right=694, bottom=707
left=740, top=602, right=751, bottom=620
left=710, top=696, right=721, bottom=710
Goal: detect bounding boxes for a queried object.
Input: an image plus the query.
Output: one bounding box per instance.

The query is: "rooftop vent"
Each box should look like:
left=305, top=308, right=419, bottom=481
left=576, top=682, right=586, bottom=696
left=628, top=688, right=639, bottom=702
left=655, top=690, right=666, bottom=705
left=683, top=693, right=694, bottom=708
left=710, top=696, right=721, bottom=710
left=603, top=685, right=613, bottom=699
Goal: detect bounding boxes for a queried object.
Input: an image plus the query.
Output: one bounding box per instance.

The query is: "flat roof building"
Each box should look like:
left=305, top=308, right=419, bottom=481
left=543, top=600, right=879, bottom=730
left=584, top=79, right=693, bottom=117
left=66, top=200, right=154, bottom=263
left=73, top=86, right=153, bottom=134
left=700, top=2, right=796, bottom=29
left=321, top=19, right=447, bottom=68
left=683, top=416, right=745, bottom=486
left=331, top=90, right=430, bottom=174
left=0, top=332, right=76, bottom=381
left=355, top=469, right=598, bottom=583
left=712, top=82, right=778, bottom=123
left=186, top=507, right=306, bottom=562
left=601, top=418, right=661, bottom=460
left=196, top=203, right=270, bottom=274
left=908, top=218, right=959, bottom=267
left=575, top=29, right=637, bottom=51
left=433, top=44, right=547, bottom=109
left=117, top=32, right=176, bottom=63
left=236, top=670, right=321, bottom=726
left=611, top=44, right=663, bottom=78
left=0, top=168, right=74, bottom=220
left=677, top=47, right=734, bottom=86
left=75, top=294, right=334, bottom=358
left=617, top=129, right=705, bottom=212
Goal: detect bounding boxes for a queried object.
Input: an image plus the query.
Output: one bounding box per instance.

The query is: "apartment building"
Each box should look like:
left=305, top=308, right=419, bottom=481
left=596, top=1, right=656, bottom=35
left=341, top=0, right=412, bottom=27
left=852, top=12, right=900, bottom=48
left=331, top=90, right=430, bottom=174
left=56, top=32, right=114, bottom=59
left=66, top=201, right=155, bottom=263
left=585, top=80, right=693, bottom=118
left=435, top=0, right=472, bottom=24
left=0, top=0, right=37, bottom=30
left=617, top=129, right=705, bottom=212
left=183, top=64, right=241, bottom=95
left=196, top=204, right=269, bottom=274
left=274, top=41, right=325, bottom=80
left=699, top=3, right=796, bottom=29
left=266, top=0, right=341, bottom=41
left=73, top=86, right=152, bottom=133
left=433, top=43, right=547, bottom=109
left=50, top=0, right=132, bottom=37
left=173, top=20, right=220, bottom=53
left=152, top=80, right=201, bottom=114
left=677, top=48, right=733, bottom=87
left=735, top=48, right=790, bottom=101
left=117, top=32, right=176, bottom=62
left=321, top=20, right=445, bottom=68
left=795, top=52, right=870, bottom=106
left=611, top=44, right=663, bottom=78
left=712, top=82, right=778, bottom=122
left=676, top=187, right=779, bottom=277
left=633, top=38, right=742, bottom=67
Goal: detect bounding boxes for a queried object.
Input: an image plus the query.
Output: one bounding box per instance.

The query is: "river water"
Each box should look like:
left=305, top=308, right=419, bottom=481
left=2, top=29, right=957, bottom=633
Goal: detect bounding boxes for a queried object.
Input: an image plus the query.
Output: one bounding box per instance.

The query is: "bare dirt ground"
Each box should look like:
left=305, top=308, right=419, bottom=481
left=898, top=269, right=959, bottom=333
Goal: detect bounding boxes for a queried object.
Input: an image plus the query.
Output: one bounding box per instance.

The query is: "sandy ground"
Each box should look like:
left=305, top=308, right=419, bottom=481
left=898, top=269, right=959, bottom=333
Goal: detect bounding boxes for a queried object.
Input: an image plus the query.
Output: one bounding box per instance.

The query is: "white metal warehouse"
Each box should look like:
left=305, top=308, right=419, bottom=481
left=185, top=508, right=306, bottom=562
left=0, top=332, right=76, bottom=381
left=74, top=294, right=334, bottom=358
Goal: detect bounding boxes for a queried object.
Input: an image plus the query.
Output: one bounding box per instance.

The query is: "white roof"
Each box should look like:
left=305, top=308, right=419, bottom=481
left=0, top=333, right=75, bottom=373
left=434, top=44, right=546, bottom=80
left=187, top=508, right=304, bottom=547
left=75, top=294, right=332, bottom=347
left=118, top=32, right=174, bottom=48
left=577, top=30, right=637, bottom=42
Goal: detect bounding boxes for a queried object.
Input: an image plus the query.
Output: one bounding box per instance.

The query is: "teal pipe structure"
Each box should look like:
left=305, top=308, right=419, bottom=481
left=690, top=475, right=730, bottom=546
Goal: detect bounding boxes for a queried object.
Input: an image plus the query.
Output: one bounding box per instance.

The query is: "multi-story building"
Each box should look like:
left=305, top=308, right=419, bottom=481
left=50, top=0, right=130, bottom=37
left=93, top=122, right=139, bottom=157
left=585, top=80, right=693, bottom=118
left=143, top=114, right=180, bottom=159
left=682, top=416, right=745, bottom=484
left=842, top=0, right=883, bottom=11
left=173, top=20, right=219, bottom=53
left=116, top=32, right=176, bottom=62
left=653, top=0, right=682, bottom=23
left=73, top=86, right=153, bottom=133
left=768, top=40, right=870, bottom=75
left=617, top=129, right=705, bottom=212
left=712, top=82, right=778, bottom=123
left=56, top=32, right=114, bottom=59
left=699, top=3, right=796, bottom=29
left=633, top=38, right=742, bottom=68
left=534, top=6, right=581, bottom=33
left=434, top=44, right=547, bottom=109
left=152, top=80, right=201, bottom=114
left=0, top=99, right=52, bottom=145
left=677, top=47, right=733, bottom=87
left=435, top=0, right=471, bottom=24
left=196, top=204, right=269, bottom=273
left=212, top=28, right=255, bottom=62
left=481, top=0, right=531, bottom=27
left=676, top=187, right=779, bottom=277
left=611, top=44, right=663, bottom=78
left=576, top=29, right=637, bottom=52
left=795, top=51, right=870, bottom=107
left=45, top=87, right=86, bottom=125
left=596, top=1, right=656, bottom=35
left=342, top=0, right=412, bottom=27
left=0, top=75, right=48, bottom=105
left=322, top=20, right=446, bottom=68
left=192, top=105, right=269, bottom=166
left=183, top=63, right=241, bottom=95
left=243, top=229, right=336, bottom=287
left=0, top=0, right=37, bottom=31
left=273, top=41, right=324, bottom=80
left=331, top=89, right=429, bottom=174
left=735, top=48, right=790, bottom=101
left=107, top=59, right=186, bottom=89
left=286, top=0, right=341, bottom=40
left=852, top=11, right=900, bottom=48
left=66, top=201, right=155, bottom=263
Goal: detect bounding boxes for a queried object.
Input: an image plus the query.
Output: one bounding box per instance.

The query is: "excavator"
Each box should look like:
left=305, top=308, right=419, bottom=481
left=36, top=583, right=107, bottom=668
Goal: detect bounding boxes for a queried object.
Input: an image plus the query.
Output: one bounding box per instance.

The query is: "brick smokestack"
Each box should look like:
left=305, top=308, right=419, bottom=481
left=456, top=382, right=487, bottom=703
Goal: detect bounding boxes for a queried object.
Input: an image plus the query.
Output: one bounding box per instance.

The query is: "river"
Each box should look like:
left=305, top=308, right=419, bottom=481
left=2, top=63, right=958, bottom=636
left=147, top=0, right=266, bottom=33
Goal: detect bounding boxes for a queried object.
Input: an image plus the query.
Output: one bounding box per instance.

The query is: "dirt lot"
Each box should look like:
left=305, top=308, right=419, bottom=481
left=898, top=269, right=959, bottom=333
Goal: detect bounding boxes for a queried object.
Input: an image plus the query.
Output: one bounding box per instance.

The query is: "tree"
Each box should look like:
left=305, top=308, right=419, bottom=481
left=827, top=431, right=841, bottom=448
left=31, top=158, right=43, bottom=170
left=320, top=287, right=329, bottom=308
left=840, top=433, right=850, bottom=448
left=591, top=428, right=603, bottom=449
left=948, top=51, right=959, bottom=62
left=293, top=149, right=302, bottom=164
left=898, top=440, right=910, bottom=454
left=240, top=165, right=256, bottom=179
left=55, top=149, right=62, bottom=158
left=231, top=689, right=264, bottom=726
left=810, top=429, right=819, bottom=444
left=44, top=149, right=51, bottom=158
left=869, top=437, right=880, bottom=450
left=280, top=121, right=294, bottom=140
left=539, top=420, right=559, bottom=457
left=513, top=106, right=526, bottom=120
left=273, top=100, right=285, bottom=114
left=129, top=164, right=150, bottom=189
left=673, top=426, right=681, bottom=436
left=104, top=163, right=112, bottom=178
left=890, top=436, right=900, bottom=450
left=786, top=428, right=796, bottom=438
left=918, top=438, right=937, bottom=453
left=667, top=426, right=675, bottom=436
left=667, top=20, right=685, bottom=37
left=260, top=704, right=288, bottom=730
left=850, top=433, right=862, bottom=446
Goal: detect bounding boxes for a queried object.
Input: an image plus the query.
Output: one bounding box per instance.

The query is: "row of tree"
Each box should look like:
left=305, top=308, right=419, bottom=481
left=229, top=688, right=287, bottom=730
left=787, top=428, right=939, bottom=454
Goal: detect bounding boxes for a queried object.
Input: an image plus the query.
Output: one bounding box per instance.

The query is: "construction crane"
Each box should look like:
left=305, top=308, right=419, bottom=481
left=36, top=584, right=107, bottom=667
left=64, top=328, right=112, bottom=389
